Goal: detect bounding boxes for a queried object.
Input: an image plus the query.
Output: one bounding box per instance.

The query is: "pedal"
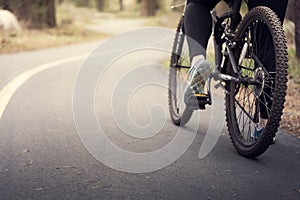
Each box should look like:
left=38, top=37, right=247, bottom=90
left=186, top=94, right=210, bottom=110
left=194, top=93, right=208, bottom=98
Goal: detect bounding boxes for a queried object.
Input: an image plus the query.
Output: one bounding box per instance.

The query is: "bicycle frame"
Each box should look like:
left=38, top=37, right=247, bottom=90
left=172, top=0, right=245, bottom=102
left=212, top=0, right=242, bottom=78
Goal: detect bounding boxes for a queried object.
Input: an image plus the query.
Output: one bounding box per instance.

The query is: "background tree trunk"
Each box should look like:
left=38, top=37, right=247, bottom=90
left=119, top=0, right=124, bottom=11
left=286, top=0, right=295, bottom=22
left=295, top=0, right=300, bottom=58
left=18, top=0, right=31, bottom=22
left=82, top=0, right=90, bottom=7
left=141, top=0, right=159, bottom=16
left=96, top=0, right=105, bottom=11
left=2, top=0, right=10, bottom=10
left=46, top=0, right=56, bottom=27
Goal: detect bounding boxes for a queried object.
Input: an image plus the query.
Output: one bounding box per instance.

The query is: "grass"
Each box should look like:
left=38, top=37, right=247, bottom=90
left=0, top=26, right=106, bottom=54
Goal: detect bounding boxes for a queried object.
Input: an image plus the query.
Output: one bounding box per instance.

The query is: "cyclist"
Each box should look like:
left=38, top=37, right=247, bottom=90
left=184, top=0, right=289, bottom=143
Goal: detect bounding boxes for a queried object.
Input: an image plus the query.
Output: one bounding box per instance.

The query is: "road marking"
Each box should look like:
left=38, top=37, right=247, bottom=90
left=0, top=54, right=88, bottom=120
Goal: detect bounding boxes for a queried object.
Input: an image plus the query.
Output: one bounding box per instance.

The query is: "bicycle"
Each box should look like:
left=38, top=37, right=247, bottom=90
left=168, top=0, right=288, bottom=158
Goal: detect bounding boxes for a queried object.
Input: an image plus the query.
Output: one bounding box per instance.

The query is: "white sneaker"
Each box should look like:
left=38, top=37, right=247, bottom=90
left=184, top=57, right=211, bottom=108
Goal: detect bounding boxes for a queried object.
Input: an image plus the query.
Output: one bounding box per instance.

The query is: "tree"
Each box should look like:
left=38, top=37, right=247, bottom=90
left=46, top=0, right=56, bottom=27
left=140, top=0, right=159, bottom=16
left=96, top=0, right=105, bottom=11
left=2, top=0, right=10, bottom=10
left=5, top=0, right=56, bottom=28
left=119, top=0, right=124, bottom=11
left=295, top=0, right=300, bottom=58
left=287, top=0, right=300, bottom=59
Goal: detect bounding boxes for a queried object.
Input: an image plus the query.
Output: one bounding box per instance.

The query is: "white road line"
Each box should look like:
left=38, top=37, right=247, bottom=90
left=0, top=54, right=88, bottom=120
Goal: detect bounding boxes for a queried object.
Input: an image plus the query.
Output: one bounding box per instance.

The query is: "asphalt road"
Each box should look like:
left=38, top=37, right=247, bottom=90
left=0, top=28, right=299, bottom=200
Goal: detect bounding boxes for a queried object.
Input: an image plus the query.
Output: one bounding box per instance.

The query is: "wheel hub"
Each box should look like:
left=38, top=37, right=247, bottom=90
left=253, top=68, right=265, bottom=97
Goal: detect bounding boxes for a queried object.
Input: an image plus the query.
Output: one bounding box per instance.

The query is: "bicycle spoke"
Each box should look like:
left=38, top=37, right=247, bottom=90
left=235, top=99, right=256, bottom=123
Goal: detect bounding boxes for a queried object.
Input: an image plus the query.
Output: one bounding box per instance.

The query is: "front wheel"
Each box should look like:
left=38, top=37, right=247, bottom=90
left=225, top=7, right=288, bottom=158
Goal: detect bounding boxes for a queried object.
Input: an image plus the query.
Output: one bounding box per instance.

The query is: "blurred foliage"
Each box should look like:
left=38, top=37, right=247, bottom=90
left=0, top=0, right=56, bottom=28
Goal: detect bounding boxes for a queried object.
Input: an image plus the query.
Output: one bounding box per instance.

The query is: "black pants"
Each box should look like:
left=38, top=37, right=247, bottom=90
left=185, top=0, right=288, bottom=57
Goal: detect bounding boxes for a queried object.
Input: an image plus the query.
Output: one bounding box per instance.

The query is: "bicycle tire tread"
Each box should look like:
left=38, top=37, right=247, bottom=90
left=226, top=6, right=288, bottom=158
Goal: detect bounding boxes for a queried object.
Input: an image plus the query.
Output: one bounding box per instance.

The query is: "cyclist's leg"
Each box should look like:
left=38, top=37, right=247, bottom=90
left=183, top=0, right=221, bottom=108
left=184, top=0, right=221, bottom=59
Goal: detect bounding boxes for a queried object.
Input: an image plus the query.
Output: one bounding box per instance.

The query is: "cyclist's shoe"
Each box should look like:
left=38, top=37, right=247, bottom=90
left=252, top=126, right=275, bottom=145
left=184, top=58, right=211, bottom=110
left=253, top=126, right=264, bottom=139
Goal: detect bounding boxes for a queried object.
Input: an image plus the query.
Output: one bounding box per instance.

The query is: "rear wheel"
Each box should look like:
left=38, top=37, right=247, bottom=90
left=168, top=17, right=193, bottom=126
left=225, top=7, right=288, bottom=158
